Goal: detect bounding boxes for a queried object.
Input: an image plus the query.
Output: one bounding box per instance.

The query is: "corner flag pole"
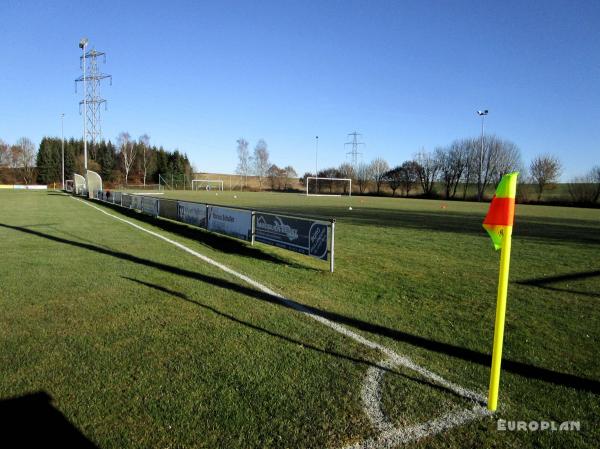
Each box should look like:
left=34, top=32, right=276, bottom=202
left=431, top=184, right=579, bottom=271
left=487, top=227, right=512, bottom=411
left=482, top=171, right=518, bottom=412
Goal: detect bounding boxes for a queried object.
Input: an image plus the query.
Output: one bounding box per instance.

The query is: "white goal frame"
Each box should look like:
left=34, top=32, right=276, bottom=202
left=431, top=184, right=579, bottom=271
left=306, top=177, right=352, bottom=197
left=192, top=179, right=224, bottom=191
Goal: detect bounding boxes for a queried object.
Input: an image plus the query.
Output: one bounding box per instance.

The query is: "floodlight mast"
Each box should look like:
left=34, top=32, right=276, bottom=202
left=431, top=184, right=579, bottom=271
left=476, top=109, right=489, bottom=201
left=61, top=113, right=65, bottom=189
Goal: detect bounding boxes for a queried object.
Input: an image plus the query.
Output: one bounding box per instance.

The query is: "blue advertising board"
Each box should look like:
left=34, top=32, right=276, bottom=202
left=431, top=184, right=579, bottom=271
left=254, top=212, right=329, bottom=260
left=177, top=201, right=207, bottom=228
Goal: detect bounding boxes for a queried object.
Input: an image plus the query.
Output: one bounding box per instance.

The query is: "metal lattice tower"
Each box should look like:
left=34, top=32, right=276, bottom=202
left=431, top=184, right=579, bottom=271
left=75, top=46, right=112, bottom=156
left=344, top=131, right=365, bottom=167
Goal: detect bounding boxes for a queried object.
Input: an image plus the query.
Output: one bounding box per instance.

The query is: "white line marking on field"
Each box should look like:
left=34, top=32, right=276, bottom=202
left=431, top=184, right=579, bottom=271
left=72, top=197, right=492, bottom=448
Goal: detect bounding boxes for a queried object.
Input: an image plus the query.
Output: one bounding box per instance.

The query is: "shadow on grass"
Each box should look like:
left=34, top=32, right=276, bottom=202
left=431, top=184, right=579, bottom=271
left=250, top=204, right=600, bottom=246
left=90, top=200, right=317, bottom=271
left=0, top=391, right=98, bottom=448
left=122, top=276, right=469, bottom=402
left=2, top=222, right=599, bottom=396
left=517, top=270, right=600, bottom=298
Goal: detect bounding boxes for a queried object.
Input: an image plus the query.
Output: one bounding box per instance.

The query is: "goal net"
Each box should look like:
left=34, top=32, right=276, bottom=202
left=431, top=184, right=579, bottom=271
left=306, top=177, right=352, bottom=196
left=192, top=179, right=224, bottom=191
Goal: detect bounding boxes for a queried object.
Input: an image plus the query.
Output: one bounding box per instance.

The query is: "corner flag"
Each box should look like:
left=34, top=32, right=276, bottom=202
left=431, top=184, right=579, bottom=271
left=484, top=172, right=518, bottom=412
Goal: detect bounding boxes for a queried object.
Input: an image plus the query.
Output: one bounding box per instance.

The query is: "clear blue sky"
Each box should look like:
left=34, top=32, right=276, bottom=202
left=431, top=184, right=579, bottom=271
left=1, top=0, right=598, bottom=179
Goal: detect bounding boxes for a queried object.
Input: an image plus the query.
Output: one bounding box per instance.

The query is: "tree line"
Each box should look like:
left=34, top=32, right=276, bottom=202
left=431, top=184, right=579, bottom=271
left=260, top=134, right=599, bottom=204
left=0, top=134, right=193, bottom=187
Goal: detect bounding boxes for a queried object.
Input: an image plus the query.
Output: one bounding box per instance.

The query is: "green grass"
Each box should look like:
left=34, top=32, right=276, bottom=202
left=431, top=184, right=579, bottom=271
left=1, top=189, right=598, bottom=448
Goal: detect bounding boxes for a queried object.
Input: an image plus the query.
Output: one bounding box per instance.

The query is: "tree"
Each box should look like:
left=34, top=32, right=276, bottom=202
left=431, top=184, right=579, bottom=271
left=398, top=160, right=420, bottom=197
left=437, top=142, right=469, bottom=199
left=529, top=154, right=562, bottom=200
left=415, top=149, right=440, bottom=196
left=318, top=167, right=339, bottom=193
left=236, top=138, right=250, bottom=190
left=566, top=166, right=599, bottom=204
left=267, top=164, right=283, bottom=190
left=474, top=135, right=522, bottom=201
left=0, top=139, right=9, bottom=166
left=369, top=157, right=390, bottom=195
left=13, top=137, right=37, bottom=184
left=253, top=139, right=270, bottom=190
left=355, top=162, right=372, bottom=194
left=384, top=166, right=402, bottom=196
left=36, top=138, right=60, bottom=184
left=338, top=163, right=355, bottom=194
left=282, top=165, right=297, bottom=190
left=139, top=134, right=153, bottom=187
left=593, top=166, right=600, bottom=203
left=118, top=132, right=136, bottom=185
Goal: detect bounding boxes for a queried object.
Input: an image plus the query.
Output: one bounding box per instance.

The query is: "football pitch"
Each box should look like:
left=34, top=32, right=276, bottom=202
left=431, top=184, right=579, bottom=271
left=0, top=189, right=598, bottom=448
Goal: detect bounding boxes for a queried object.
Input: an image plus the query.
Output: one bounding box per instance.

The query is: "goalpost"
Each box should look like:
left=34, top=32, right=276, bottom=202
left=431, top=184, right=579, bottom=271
left=192, top=179, right=224, bottom=191
left=306, top=177, right=352, bottom=197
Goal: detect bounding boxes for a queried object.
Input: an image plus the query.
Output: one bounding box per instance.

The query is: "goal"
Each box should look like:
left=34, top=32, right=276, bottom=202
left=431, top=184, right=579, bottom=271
left=192, top=179, right=224, bottom=191
left=306, top=177, right=352, bottom=196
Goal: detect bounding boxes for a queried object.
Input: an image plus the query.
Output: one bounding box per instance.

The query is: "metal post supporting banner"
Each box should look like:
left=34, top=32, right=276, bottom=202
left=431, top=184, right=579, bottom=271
left=251, top=211, right=256, bottom=246
left=330, top=219, right=336, bottom=273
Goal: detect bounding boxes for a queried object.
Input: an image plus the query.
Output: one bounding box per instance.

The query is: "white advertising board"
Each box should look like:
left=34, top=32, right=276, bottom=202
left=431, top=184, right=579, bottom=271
left=207, top=206, right=252, bottom=241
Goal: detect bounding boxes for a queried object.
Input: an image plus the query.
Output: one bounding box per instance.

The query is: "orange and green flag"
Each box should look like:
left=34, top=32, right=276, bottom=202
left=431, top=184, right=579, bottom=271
left=483, top=173, right=519, bottom=250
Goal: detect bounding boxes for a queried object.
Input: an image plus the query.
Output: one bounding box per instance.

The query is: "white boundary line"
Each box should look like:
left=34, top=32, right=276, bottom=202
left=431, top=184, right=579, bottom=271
left=72, top=197, right=492, bottom=448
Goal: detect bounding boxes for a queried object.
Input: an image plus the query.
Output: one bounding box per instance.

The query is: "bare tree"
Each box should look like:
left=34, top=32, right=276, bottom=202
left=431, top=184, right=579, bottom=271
left=118, top=132, right=136, bottom=186
left=461, top=138, right=479, bottom=199
left=567, top=174, right=597, bottom=204
left=355, top=162, right=372, bottom=194
left=139, top=134, right=152, bottom=187
left=530, top=154, right=562, bottom=200
left=474, top=135, right=522, bottom=200
left=415, top=149, right=440, bottom=196
left=384, top=166, right=402, bottom=196
left=400, top=160, right=420, bottom=197
left=283, top=165, right=297, bottom=190
left=13, top=137, right=36, bottom=184
left=236, top=138, right=250, bottom=190
left=267, top=164, right=284, bottom=190
left=593, top=166, right=600, bottom=203
left=438, top=141, right=469, bottom=199
left=253, top=139, right=270, bottom=190
left=369, top=157, right=390, bottom=195
left=0, top=139, right=9, bottom=166
left=338, top=163, right=355, bottom=194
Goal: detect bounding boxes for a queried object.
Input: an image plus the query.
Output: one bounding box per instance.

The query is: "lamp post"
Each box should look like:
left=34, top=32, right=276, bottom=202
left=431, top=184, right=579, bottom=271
left=79, top=38, right=88, bottom=171
left=477, top=109, right=489, bottom=201
left=315, top=136, right=319, bottom=193
left=61, top=113, right=65, bottom=190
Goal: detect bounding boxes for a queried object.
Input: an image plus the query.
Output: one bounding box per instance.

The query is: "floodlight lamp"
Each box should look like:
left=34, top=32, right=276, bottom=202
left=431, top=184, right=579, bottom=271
left=477, top=110, right=489, bottom=116
left=79, top=38, right=88, bottom=49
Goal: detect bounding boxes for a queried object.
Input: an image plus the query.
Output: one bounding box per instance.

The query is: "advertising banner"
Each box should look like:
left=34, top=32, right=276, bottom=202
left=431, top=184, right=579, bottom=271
left=159, top=199, right=178, bottom=221
left=177, top=201, right=207, bottom=228
left=130, top=195, right=142, bottom=211
left=207, top=206, right=252, bottom=241
left=122, top=194, right=132, bottom=208
left=254, top=212, right=329, bottom=260
left=113, top=192, right=122, bottom=204
left=141, top=197, right=159, bottom=216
